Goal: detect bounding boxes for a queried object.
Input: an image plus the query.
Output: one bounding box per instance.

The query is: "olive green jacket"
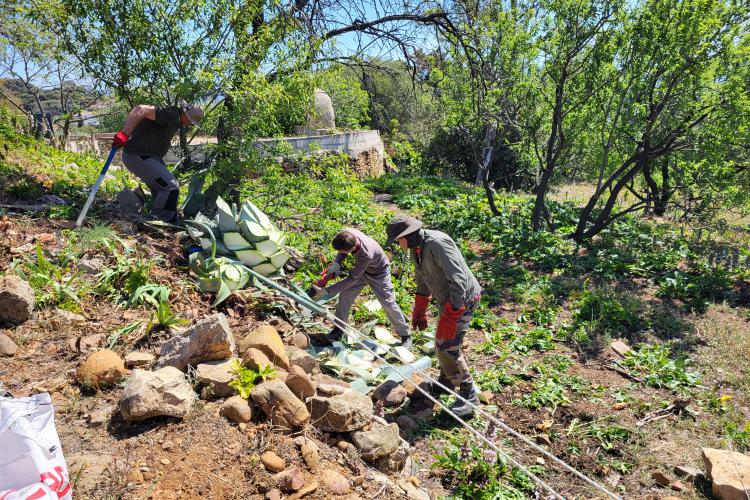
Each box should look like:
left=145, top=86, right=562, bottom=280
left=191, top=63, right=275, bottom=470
left=411, top=229, right=481, bottom=310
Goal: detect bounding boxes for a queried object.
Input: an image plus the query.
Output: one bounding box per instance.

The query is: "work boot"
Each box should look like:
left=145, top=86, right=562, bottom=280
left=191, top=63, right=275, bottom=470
left=449, top=382, right=480, bottom=418
left=326, top=326, right=343, bottom=343
left=399, top=335, right=413, bottom=350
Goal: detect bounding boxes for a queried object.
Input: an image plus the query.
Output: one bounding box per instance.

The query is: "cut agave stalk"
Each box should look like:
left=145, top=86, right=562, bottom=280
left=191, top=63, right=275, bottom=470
left=223, top=232, right=253, bottom=251
left=256, top=239, right=280, bottom=258
left=239, top=205, right=258, bottom=223
left=242, top=200, right=273, bottom=229
left=269, top=251, right=290, bottom=268
left=391, top=346, right=415, bottom=363
left=252, top=262, right=278, bottom=276
left=240, top=220, right=269, bottom=243
left=235, top=249, right=267, bottom=267
left=421, top=341, right=436, bottom=354
left=374, top=326, right=399, bottom=345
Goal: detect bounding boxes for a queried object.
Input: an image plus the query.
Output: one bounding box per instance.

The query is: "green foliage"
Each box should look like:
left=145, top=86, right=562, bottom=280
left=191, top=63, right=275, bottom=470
left=724, top=421, right=750, bottom=453
left=475, top=366, right=516, bottom=393
left=228, top=359, right=277, bottom=398
left=12, top=243, right=86, bottom=311
left=105, top=321, right=143, bottom=350
left=147, top=301, right=188, bottom=331
left=433, top=434, right=538, bottom=499
left=315, top=66, right=369, bottom=130
left=128, top=284, right=171, bottom=309
left=621, top=343, right=700, bottom=392
left=569, top=286, right=645, bottom=340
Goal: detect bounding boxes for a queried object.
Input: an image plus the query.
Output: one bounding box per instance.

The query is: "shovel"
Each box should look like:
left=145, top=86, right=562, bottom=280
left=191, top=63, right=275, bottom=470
left=75, top=147, right=117, bottom=228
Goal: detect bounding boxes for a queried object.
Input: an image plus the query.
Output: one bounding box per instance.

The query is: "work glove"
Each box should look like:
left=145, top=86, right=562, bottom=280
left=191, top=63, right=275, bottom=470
left=411, top=294, right=431, bottom=331
left=436, top=302, right=465, bottom=341
left=112, top=130, right=129, bottom=149
left=308, top=285, right=327, bottom=300
left=326, top=261, right=342, bottom=277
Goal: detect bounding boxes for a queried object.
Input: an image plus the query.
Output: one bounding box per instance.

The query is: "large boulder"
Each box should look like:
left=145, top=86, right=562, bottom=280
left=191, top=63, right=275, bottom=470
left=352, top=417, right=400, bottom=461
left=0, top=275, right=35, bottom=324
left=119, top=367, right=197, bottom=421
left=76, top=350, right=125, bottom=388
left=196, top=359, right=236, bottom=397
left=157, top=313, right=235, bottom=370
left=702, top=447, right=750, bottom=500
left=238, top=325, right=289, bottom=370
left=250, top=380, right=309, bottom=430
left=310, top=390, right=373, bottom=432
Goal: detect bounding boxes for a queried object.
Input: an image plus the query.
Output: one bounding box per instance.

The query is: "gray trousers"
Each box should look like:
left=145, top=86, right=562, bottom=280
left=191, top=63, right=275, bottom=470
left=122, top=151, right=179, bottom=222
left=436, top=296, right=479, bottom=386
left=334, top=269, right=410, bottom=338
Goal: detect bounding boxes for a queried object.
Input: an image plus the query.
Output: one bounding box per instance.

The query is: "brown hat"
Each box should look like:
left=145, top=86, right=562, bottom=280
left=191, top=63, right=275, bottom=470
left=385, top=215, right=422, bottom=246
left=181, top=104, right=204, bottom=126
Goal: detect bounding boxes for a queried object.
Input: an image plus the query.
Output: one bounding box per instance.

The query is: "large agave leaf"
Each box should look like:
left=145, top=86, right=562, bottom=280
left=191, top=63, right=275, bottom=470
left=235, top=249, right=267, bottom=267
left=240, top=220, right=268, bottom=243
left=215, top=196, right=239, bottom=233
left=252, top=262, right=278, bottom=276
left=223, top=232, right=253, bottom=251
left=241, top=199, right=273, bottom=229
left=256, top=239, right=280, bottom=258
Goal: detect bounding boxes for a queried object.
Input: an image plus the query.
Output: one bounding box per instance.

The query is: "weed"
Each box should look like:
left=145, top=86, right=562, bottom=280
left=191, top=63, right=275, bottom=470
left=516, top=376, right=570, bottom=411
left=128, top=284, right=171, bottom=309
left=621, top=342, right=700, bottom=392
left=105, top=321, right=144, bottom=350
left=724, top=420, right=750, bottom=452
left=147, top=301, right=189, bottom=332
left=12, top=243, right=87, bottom=310
left=475, top=366, right=516, bottom=392
left=228, top=359, right=277, bottom=398
left=508, top=327, right=555, bottom=354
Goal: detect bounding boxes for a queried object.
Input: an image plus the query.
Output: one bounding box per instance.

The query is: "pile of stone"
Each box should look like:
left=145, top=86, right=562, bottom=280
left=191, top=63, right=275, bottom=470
left=73, top=312, right=428, bottom=497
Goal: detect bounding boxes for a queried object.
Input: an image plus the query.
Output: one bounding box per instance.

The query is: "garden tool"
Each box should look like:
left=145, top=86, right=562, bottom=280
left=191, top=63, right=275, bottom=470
left=306, top=268, right=335, bottom=298
left=75, top=147, right=117, bottom=228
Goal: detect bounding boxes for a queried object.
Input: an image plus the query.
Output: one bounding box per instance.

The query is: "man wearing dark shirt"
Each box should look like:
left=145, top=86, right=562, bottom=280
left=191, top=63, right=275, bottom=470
left=311, top=228, right=412, bottom=347
left=111, top=104, right=203, bottom=223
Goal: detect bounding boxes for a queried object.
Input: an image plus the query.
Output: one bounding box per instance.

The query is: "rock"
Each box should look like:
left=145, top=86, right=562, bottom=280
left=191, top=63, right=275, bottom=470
left=536, top=433, right=552, bottom=446
left=68, top=334, right=103, bottom=353
left=243, top=347, right=274, bottom=371
left=611, top=339, right=632, bottom=357
left=652, top=471, right=671, bottom=486
left=291, top=332, right=309, bottom=349
left=674, top=465, right=703, bottom=480
left=157, top=313, right=235, bottom=370
left=286, top=345, right=318, bottom=374
left=301, top=443, right=319, bottom=469
left=196, top=359, right=236, bottom=397
left=310, top=390, right=373, bottom=432
left=67, top=452, right=113, bottom=491
left=238, top=325, right=289, bottom=370
left=311, top=373, right=350, bottom=388
left=321, top=469, right=350, bottom=495
left=352, top=420, right=400, bottom=460
left=292, top=482, right=318, bottom=498
left=119, top=367, right=197, bottom=421
left=352, top=476, right=365, bottom=486
left=275, top=466, right=304, bottom=491
left=372, top=380, right=407, bottom=407
left=702, top=447, right=750, bottom=500
left=160, top=458, right=170, bottom=466
left=54, top=309, right=86, bottom=323
left=396, top=415, right=418, bottom=434
left=373, top=437, right=411, bottom=474
left=478, top=390, right=492, bottom=404
left=220, top=395, right=253, bottom=423
left=671, top=480, right=685, bottom=491
left=316, top=384, right=346, bottom=397
left=611, top=402, right=628, bottom=410
left=266, top=489, right=282, bottom=500
left=286, top=365, right=316, bottom=401
left=0, top=332, right=18, bottom=356
left=398, top=479, right=430, bottom=500
left=251, top=380, right=310, bottom=430
left=0, top=275, right=35, bottom=324
left=124, top=351, right=155, bottom=368
left=116, top=187, right=144, bottom=214
left=88, top=406, right=111, bottom=427
left=127, top=466, right=144, bottom=484
left=77, top=350, right=125, bottom=388
left=78, top=257, right=105, bottom=275
left=261, top=451, right=286, bottom=472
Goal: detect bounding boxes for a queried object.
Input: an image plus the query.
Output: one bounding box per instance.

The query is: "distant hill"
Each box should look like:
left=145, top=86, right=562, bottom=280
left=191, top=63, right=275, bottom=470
left=0, top=78, right=99, bottom=116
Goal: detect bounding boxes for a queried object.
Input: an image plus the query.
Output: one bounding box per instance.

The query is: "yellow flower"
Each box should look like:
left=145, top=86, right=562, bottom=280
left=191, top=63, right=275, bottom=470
left=720, top=395, right=733, bottom=402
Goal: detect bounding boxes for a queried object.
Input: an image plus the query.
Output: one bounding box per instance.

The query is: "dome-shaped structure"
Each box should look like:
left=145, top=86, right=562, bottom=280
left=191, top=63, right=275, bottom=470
left=309, top=88, right=336, bottom=130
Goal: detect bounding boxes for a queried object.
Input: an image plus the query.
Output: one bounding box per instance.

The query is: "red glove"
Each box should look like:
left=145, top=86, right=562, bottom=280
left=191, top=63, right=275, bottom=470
left=436, top=302, right=465, bottom=341
left=112, top=130, right=129, bottom=149
left=411, top=294, right=431, bottom=331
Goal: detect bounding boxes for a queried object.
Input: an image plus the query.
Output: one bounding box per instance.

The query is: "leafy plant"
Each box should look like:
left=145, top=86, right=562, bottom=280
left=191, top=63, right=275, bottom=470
left=147, top=301, right=189, bottom=331
left=621, top=343, right=700, bottom=392
left=12, top=243, right=86, bottom=310
left=128, top=283, right=171, bottom=308
left=228, top=359, right=277, bottom=398
left=105, top=321, right=144, bottom=350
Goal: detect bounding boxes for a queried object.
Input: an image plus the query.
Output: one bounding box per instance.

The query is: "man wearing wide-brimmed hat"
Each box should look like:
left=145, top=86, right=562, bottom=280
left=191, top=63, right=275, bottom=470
left=112, top=103, right=204, bottom=223
left=386, top=215, right=482, bottom=417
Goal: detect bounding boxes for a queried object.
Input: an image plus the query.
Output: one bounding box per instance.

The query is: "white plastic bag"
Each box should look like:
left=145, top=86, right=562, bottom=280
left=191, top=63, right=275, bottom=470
left=0, top=393, right=71, bottom=500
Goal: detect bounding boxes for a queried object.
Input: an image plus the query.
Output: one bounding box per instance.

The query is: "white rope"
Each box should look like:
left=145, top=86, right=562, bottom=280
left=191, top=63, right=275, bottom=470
left=248, top=269, right=619, bottom=499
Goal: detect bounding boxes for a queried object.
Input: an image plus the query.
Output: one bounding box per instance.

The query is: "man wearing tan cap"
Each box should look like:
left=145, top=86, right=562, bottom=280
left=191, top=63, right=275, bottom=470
left=112, top=103, right=203, bottom=223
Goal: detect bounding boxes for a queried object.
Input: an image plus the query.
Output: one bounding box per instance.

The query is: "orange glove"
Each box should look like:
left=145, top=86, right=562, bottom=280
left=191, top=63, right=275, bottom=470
left=411, top=294, right=431, bottom=330
left=436, top=302, right=465, bottom=341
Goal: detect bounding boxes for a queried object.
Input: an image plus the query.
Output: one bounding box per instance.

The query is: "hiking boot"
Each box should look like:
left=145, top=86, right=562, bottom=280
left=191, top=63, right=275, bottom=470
left=449, top=382, right=480, bottom=418
left=326, top=326, right=344, bottom=343
left=399, top=335, right=413, bottom=350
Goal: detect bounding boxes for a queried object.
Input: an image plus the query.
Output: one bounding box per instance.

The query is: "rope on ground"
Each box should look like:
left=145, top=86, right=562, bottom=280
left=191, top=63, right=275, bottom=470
left=247, top=269, right=619, bottom=499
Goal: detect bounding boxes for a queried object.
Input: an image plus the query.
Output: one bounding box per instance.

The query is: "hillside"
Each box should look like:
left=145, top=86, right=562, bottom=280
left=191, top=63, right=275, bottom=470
left=1, top=107, right=749, bottom=499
